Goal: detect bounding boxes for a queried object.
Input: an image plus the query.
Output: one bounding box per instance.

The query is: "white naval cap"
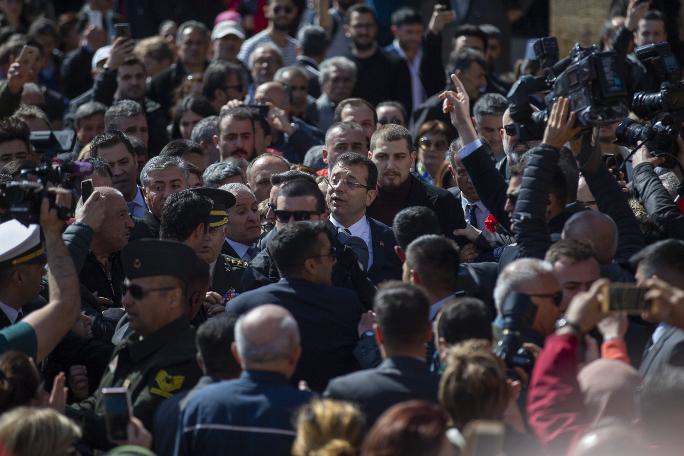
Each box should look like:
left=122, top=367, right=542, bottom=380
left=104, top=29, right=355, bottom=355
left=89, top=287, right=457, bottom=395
left=0, top=219, right=45, bottom=269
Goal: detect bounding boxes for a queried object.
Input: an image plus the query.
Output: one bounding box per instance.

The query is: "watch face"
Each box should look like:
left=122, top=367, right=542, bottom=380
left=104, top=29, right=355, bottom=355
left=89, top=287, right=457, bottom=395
left=364, top=330, right=374, bottom=337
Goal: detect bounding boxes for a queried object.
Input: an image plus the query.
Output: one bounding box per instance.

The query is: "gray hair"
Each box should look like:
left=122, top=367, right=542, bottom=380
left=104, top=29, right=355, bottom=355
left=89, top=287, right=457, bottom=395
left=324, top=121, right=364, bottom=149
left=105, top=100, right=144, bottom=132
left=234, top=309, right=300, bottom=363
left=319, top=56, right=356, bottom=87
left=274, top=65, right=309, bottom=83
left=249, top=43, right=283, bottom=68
left=220, top=182, right=252, bottom=197
left=493, top=258, right=554, bottom=313
left=139, top=155, right=189, bottom=188
left=74, top=101, right=107, bottom=125
left=176, top=20, right=209, bottom=43
left=190, top=115, right=219, bottom=144
left=473, top=93, right=508, bottom=124
left=202, top=161, right=244, bottom=187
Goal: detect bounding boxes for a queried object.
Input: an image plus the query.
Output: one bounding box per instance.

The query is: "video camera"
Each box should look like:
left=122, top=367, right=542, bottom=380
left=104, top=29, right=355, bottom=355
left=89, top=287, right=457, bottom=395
left=507, top=37, right=630, bottom=141
left=494, top=292, right=537, bottom=375
left=614, top=42, right=684, bottom=169
left=0, top=159, right=93, bottom=225
left=30, top=129, right=76, bottom=159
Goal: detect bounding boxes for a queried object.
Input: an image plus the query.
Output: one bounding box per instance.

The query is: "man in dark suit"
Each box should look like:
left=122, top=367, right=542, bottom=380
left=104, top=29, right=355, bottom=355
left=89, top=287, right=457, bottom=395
left=636, top=240, right=684, bottom=380
left=327, top=153, right=401, bottom=285
left=227, top=221, right=363, bottom=392
left=366, top=124, right=466, bottom=244
left=324, top=281, right=439, bottom=426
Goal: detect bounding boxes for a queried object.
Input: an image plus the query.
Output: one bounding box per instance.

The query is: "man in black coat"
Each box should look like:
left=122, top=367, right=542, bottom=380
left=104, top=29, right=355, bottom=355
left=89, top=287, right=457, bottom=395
left=227, top=222, right=363, bottom=392
left=366, top=124, right=466, bottom=244
left=324, top=282, right=439, bottom=427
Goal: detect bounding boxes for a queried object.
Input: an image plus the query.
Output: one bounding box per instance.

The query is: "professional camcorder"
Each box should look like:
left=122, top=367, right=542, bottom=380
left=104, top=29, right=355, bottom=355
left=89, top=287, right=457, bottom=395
left=494, top=292, right=537, bottom=375
left=507, top=37, right=630, bottom=141
left=0, top=159, right=93, bottom=225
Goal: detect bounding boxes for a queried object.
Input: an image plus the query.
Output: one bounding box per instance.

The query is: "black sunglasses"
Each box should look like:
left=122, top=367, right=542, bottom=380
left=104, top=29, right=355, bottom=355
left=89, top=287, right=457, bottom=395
left=529, top=291, right=563, bottom=308
left=503, top=123, right=518, bottom=136
left=122, top=282, right=177, bottom=300
left=274, top=210, right=320, bottom=223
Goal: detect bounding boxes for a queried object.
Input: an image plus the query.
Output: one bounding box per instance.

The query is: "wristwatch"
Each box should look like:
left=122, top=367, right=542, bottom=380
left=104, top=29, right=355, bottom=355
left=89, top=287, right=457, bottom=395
left=361, top=330, right=374, bottom=338
left=554, top=317, right=583, bottom=335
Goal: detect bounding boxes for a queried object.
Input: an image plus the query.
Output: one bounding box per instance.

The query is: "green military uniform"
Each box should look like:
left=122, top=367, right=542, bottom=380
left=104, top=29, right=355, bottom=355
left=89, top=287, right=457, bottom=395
left=67, top=239, right=203, bottom=451
left=211, top=253, right=248, bottom=300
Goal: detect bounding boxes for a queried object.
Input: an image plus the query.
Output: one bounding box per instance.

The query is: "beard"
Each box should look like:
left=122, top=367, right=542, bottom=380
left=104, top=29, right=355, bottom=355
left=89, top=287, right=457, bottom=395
left=353, top=38, right=374, bottom=52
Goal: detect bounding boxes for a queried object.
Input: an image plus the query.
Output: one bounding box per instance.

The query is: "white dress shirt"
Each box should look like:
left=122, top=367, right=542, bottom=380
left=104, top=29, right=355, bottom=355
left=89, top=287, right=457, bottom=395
left=460, top=196, right=489, bottom=230
left=330, top=215, right=374, bottom=270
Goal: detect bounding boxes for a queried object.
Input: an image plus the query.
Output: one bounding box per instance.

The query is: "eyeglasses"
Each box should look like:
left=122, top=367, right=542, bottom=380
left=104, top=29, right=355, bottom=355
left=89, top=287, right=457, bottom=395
left=274, top=5, right=294, bottom=14
left=529, top=291, right=563, bottom=308
left=418, top=137, right=447, bottom=150
left=122, top=282, right=177, bottom=300
left=327, top=175, right=369, bottom=190
left=274, top=210, right=320, bottom=223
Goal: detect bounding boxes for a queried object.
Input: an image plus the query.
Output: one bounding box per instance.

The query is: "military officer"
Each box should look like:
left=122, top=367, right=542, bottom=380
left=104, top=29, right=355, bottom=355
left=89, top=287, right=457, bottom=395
left=67, top=239, right=202, bottom=451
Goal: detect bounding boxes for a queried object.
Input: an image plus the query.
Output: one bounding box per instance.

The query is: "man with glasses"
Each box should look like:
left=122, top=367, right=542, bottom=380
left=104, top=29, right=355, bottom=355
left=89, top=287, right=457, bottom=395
left=239, top=0, right=300, bottom=67
left=67, top=239, right=202, bottom=452
left=202, top=61, right=248, bottom=112
left=327, top=153, right=401, bottom=284
left=227, top=221, right=363, bottom=391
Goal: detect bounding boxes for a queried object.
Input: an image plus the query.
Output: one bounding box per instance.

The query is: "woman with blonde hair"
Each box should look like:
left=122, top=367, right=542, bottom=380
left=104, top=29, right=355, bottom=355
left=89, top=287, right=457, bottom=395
left=0, top=406, right=81, bottom=456
left=292, top=398, right=365, bottom=456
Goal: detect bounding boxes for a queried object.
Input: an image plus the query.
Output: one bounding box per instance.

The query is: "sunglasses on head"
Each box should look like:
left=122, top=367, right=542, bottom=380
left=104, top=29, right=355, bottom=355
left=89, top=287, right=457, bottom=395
left=274, top=210, right=320, bottom=223
left=122, top=282, right=177, bottom=300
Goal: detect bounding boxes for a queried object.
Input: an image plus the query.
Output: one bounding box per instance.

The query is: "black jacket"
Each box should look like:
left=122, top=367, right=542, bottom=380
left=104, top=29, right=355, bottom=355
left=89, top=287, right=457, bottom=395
left=60, top=45, right=95, bottom=99
left=147, top=61, right=207, bottom=117
left=366, top=217, right=402, bottom=285
left=130, top=212, right=160, bottom=241
left=632, top=162, right=684, bottom=240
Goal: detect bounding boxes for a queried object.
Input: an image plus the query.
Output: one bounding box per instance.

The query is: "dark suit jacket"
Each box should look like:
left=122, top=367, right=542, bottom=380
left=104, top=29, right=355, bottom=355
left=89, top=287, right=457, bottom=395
left=211, top=254, right=247, bottom=296
left=221, top=240, right=240, bottom=259
left=227, top=278, right=362, bottom=392
left=129, top=212, right=160, bottom=241
left=367, top=217, right=402, bottom=285
left=0, top=310, right=13, bottom=330
left=639, top=325, right=684, bottom=380
left=324, top=356, right=439, bottom=427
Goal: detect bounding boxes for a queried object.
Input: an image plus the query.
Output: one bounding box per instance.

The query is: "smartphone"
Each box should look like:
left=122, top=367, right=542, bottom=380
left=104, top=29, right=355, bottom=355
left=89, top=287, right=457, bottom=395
left=81, top=179, right=93, bottom=202
left=462, top=420, right=505, bottom=456
left=245, top=104, right=270, bottom=118
left=602, top=283, right=649, bottom=314
left=16, top=45, right=39, bottom=68
left=114, top=23, right=132, bottom=40
left=102, top=387, right=131, bottom=443
left=87, top=10, right=103, bottom=30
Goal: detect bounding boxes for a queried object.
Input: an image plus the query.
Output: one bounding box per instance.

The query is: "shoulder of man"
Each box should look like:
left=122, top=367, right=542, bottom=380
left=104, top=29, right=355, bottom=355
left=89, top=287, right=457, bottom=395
left=220, top=254, right=249, bottom=270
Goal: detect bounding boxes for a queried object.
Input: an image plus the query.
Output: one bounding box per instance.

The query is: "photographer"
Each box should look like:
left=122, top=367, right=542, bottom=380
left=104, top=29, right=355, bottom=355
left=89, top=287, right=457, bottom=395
left=0, top=192, right=81, bottom=362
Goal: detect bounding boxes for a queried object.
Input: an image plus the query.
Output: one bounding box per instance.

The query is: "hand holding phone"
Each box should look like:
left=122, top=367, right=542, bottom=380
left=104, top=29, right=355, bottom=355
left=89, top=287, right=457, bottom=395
left=81, top=179, right=94, bottom=202
left=601, top=283, right=648, bottom=315
left=102, top=387, right=132, bottom=443
left=114, top=23, right=132, bottom=40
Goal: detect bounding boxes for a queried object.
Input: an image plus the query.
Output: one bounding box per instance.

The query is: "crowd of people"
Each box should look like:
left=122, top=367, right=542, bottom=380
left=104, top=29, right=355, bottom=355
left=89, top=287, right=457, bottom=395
left=0, top=0, right=684, bottom=455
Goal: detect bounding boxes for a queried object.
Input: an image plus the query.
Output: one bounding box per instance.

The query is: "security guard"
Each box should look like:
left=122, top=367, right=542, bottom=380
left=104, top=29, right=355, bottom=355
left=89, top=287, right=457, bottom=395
left=67, top=239, right=202, bottom=451
left=190, top=187, right=248, bottom=302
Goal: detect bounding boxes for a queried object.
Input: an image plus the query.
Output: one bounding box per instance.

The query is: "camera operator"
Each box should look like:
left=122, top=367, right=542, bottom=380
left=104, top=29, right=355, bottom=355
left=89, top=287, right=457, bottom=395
left=0, top=191, right=81, bottom=362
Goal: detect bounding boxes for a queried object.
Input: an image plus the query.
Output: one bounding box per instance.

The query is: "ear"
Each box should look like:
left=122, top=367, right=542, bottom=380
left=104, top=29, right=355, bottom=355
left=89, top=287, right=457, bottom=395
left=344, top=24, right=352, bottom=39
left=499, top=126, right=505, bottom=144
left=367, top=150, right=373, bottom=160
left=410, top=150, right=417, bottom=167
left=447, top=163, right=455, bottom=179
left=394, top=246, right=405, bottom=263
left=196, top=352, right=205, bottom=372
left=290, top=344, right=302, bottom=367
left=322, top=148, right=328, bottom=164
left=437, top=336, right=449, bottom=359
left=390, top=25, right=399, bottom=38
left=365, top=188, right=377, bottom=207
left=373, top=323, right=384, bottom=346
left=231, top=342, right=243, bottom=367
left=409, top=269, right=420, bottom=285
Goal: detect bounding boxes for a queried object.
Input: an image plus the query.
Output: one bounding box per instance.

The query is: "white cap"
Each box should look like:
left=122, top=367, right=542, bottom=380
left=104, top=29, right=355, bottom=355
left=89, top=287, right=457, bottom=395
left=92, top=45, right=112, bottom=71
left=0, top=220, right=44, bottom=268
left=211, top=21, right=245, bottom=41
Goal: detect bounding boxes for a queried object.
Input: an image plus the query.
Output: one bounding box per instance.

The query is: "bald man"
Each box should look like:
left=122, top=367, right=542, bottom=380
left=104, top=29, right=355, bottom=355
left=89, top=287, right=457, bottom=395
left=246, top=153, right=290, bottom=202
left=178, top=304, right=311, bottom=456
left=253, top=81, right=323, bottom=163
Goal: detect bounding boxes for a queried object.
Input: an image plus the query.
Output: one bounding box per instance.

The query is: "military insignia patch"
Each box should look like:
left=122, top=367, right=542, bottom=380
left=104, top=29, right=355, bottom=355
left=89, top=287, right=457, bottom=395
left=150, top=369, right=185, bottom=398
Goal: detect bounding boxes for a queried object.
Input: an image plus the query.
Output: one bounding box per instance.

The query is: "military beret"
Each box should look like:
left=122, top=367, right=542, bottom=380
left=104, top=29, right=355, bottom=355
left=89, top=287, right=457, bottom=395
left=0, top=220, right=46, bottom=269
left=191, top=187, right=236, bottom=228
left=122, top=239, right=199, bottom=284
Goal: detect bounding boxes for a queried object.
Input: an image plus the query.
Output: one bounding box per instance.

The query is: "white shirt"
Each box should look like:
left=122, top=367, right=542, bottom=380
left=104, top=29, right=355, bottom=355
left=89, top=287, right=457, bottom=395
left=392, top=40, right=425, bottom=112
left=460, top=196, right=489, bottom=230
left=127, top=186, right=147, bottom=219
left=0, top=300, right=21, bottom=324
left=226, top=238, right=251, bottom=260
left=330, top=215, right=373, bottom=270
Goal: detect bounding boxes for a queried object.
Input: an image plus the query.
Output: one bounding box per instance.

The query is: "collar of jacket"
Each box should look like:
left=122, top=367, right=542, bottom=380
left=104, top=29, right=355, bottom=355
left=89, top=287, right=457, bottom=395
left=126, top=316, right=191, bottom=362
left=240, top=369, right=289, bottom=384
left=380, top=356, right=430, bottom=371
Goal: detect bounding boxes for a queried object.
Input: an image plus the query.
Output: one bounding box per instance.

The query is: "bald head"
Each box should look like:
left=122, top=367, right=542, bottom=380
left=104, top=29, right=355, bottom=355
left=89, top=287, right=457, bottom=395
left=247, top=154, right=290, bottom=202
left=254, top=81, right=289, bottom=111
left=234, top=304, right=300, bottom=374
left=562, top=211, right=617, bottom=264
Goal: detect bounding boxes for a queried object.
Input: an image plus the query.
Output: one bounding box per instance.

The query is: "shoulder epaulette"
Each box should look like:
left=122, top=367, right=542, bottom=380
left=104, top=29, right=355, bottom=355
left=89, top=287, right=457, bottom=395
left=221, top=254, right=249, bottom=269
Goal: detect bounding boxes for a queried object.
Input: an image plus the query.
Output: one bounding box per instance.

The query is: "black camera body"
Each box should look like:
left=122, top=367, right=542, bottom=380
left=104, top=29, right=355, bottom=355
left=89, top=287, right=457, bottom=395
left=615, top=115, right=680, bottom=169
left=0, top=160, right=93, bottom=225
left=494, top=291, right=538, bottom=374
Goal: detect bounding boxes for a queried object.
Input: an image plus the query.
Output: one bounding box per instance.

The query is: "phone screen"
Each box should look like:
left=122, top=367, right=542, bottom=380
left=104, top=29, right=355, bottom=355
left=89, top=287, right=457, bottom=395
left=81, top=179, right=93, bottom=202
left=16, top=45, right=38, bottom=68
left=103, top=390, right=130, bottom=442
left=114, top=23, right=131, bottom=40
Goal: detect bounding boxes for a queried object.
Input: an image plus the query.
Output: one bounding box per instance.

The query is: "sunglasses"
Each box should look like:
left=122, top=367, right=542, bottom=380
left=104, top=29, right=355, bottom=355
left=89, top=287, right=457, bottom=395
left=418, top=137, right=447, bottom=149
left=503, top=124, right=518, bottom=136
left=529, top=291, right=563, bottom=308
left=122, top=282, right=177, bottom=300
left=274, top=210, right=320, bottom=223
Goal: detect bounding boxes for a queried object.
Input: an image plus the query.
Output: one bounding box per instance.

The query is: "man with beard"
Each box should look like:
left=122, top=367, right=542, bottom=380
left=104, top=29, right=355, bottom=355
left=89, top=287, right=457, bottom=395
left=239, top=0, right=300, bottom=67
left=344, top=4, right=412, bottom=114
left=160, top=188, right=247, bottom=303
left=214, top=107, right=256, bottom=161
left=90, top=131, right=148, bottom=219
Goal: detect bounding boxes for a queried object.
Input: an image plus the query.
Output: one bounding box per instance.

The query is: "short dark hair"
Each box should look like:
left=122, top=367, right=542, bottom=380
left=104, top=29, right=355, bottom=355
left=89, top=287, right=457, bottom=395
left=345, top=3, right=377, bottom=24
left=333, top=152, right=378, bottom=189
left=202, top=161, right=243, bottom=187
left=104, top=100, right=144, bottom=132
left=270, top=170, right=316, bottom=186
left=334, top=98, right=377, bottom=125
left=190, top=115, right=219, bottom=145
left=297, top=25, right=329, bottom=57
left=545, top=239, right=597, bottom=265
left=392, top=206, right=441, bottom=250
left=90, top=131, right=135, bottom=158
left=391, top=7, right=422, bottom=27
left=196, top=313, right=241, bottom=378
left=84, top=156, right=112, bottom=179
left=277, top=178, right=326, bottom=213
left=218, top=106, right=255, bottom=134
left=176, top=20, right=209, bottom=43
left=203, top=61, right=246, bottom=101
left=473, top=93, right=508, bottom=124
left=370, top=124, right=413, bottom=153
left=74, top=101, right=107, bottom=126
left=0, top=117, right=30, bottom=151
left=374, top=281, right=430, bottom=348
left=630, top=239, right=684, bottom=287
left=437, top=297, right=493, bottom=346
left=376, top=101, right=407, bottom=125
left=453, top=24, right=489, bottom=50
left=28, top=17, right=58, bottom=40
left=643, top=9, right=666, bottom=24
left=269, top=221, right=330, bottom=276
left=172, top=95, right=217, bottom=140
left=405, top=235, right=460, bottom=291
left=160, top=139, right=204, bottom=158
left=447, top=48, right=488, bottom=75
left=160, top=189, right=212, bottom=241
